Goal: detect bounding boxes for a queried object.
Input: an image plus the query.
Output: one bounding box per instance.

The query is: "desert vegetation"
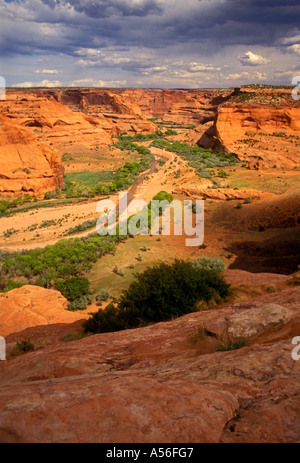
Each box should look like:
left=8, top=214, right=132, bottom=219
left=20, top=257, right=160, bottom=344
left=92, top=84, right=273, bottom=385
left=83, top=258, right=230, bottom=334
left=0, top=83, right=299, bottom=443
left=150, top=139, right=238, bottom=178
left=0, top=233, right=124, bottom=291
left=116, top=129, right=178, bottom=142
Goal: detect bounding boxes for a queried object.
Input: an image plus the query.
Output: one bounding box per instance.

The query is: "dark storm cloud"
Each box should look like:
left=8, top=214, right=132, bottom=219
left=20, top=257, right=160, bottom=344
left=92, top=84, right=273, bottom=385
left=1, top=0, right=300, bottom=88
left=157, top=0, right=300, bottom=48
left=1, top=0, right=299, bottom=57
left=41, top=0, right=163, bottom=18
left=72, top=0, right=162, bottom=18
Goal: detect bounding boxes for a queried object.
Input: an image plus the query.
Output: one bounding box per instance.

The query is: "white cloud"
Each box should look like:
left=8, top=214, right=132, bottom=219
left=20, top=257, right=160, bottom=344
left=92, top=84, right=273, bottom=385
left=223, top=71, right=267, bottom=81
left=69, top=79, right=127, bottom=88
left=34, top=69, right=60, bottom=74
left=96, top=80, right=127, bottom=87
left=189, top=62, right=221, bottom=72
left=13, top=79, right=62, bottom=88
left=274, top=70, right=295, bottom=78
left=282, top=34, right=300, bottom=45
left=238, top=51, right=270, bottom=66
left=286, top=44, right=300, bottom=56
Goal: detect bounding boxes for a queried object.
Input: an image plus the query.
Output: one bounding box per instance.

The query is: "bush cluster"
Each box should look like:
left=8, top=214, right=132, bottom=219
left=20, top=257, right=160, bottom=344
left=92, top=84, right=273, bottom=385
left=65, top=219, right=97, bottom=236
left=0, top=195, right=34, bottom=216
left=0, top=234, right=122, bottom=284
left=128, top=191, right=174, bottom=233
left=56, top=277, right=91, bottom=301
left=0, top=278, right=24, bottom=293
left=117, top=129, right=178, bottom=143
left=192, top=257, right=226, bottom=273
left=97, top=288, right=111, bottom=302
left=67, top=294, right=93, bottom=311
left=150, top=140, right=238, bottom=178
left=83, top=259, right=230, bottom=334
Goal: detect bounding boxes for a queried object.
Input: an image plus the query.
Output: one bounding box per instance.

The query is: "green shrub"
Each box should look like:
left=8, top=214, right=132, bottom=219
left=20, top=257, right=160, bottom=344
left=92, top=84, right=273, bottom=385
left=192, top=257, right=226, bottom=273
left=39, top=220, right=56, bottom=228
left=65, top=219, right=97, bottom=235
left=56, top=277, right=91, bottom=302
left=152, top=191, right=173, bottom=203
left=216, top=337, right=248, bottom=352
left=150, top=140, right=238, bottom=179
left=67, top=294, right=93, bottom=311
left=59, top=332, right=86, bottom=342
left=44, top=191, right=56, bottom=200
left=97, top=288, right=111, bottom=302
left=11, top=338, right=35, bottom=355
left=83, top=260, right=230, bottom=334
left=83, top=303, right=128, bottom=333
left=191, top=325, right=206, bottom=343
left=3, top=228, right=18, bottom=238
left=0, top=234, right=120, bottom=282
left=217, top=170, right=229, bottom=178
left=0, top=278, right=24, bottom=293
left=192, top=202, right=203, bottom=214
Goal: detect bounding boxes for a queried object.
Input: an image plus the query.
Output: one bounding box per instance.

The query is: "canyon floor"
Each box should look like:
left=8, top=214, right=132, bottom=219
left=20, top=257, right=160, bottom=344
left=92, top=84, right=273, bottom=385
left=0, top=86, right=299, bottom=443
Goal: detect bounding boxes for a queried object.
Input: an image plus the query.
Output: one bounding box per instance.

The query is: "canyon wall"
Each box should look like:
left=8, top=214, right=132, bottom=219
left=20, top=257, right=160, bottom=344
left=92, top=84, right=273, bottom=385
left=0, top=115, right=64, bottom=197
left=34, top=89, right=158, bottom=135
left=33, top=88, right=231, bottom=127
left=198, top=103, right=300, bottom=169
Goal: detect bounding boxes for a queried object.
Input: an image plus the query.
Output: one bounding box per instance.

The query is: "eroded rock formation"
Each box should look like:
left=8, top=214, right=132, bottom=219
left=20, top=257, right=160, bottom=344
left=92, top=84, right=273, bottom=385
left=198, top=103, right=300, bottom=169
left=0, top=286, right=88, bottom=337
left=0, top=115, right=64, bottom=197
left=0, top=282, right=299, bottom=443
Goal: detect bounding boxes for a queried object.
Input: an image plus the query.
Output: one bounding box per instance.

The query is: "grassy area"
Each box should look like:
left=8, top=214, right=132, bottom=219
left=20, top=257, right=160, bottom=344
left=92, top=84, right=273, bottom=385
left=225, top=166, right=300, bottom=195
left=89, top=234, right=174, bottom=297
left=64, top=171, right=116, bottom=188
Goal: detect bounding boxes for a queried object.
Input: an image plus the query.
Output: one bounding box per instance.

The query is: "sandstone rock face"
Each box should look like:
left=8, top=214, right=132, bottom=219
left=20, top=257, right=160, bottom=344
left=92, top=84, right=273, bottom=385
left=204, top=303, right=294, bottom=339
left=0, top=115, right=64, bottom=197
left=199, top=104, right=300, bottom=169
left=32, top=88, right=233, bottom=130
left=173, top=186, right=274, bottom=201
left=0, top=286, right=299, bottom=443
left=224, top=269, right=290, bottom=286
left=1, top=93, right=113, bottom=148
left=0, top=286, right=87, bottom=337
left=35, top=89, right=158, bottom=135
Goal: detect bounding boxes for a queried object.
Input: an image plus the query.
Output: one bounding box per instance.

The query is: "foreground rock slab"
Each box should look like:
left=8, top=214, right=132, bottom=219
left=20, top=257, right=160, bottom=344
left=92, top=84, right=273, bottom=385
left=0, top=287, right=299, bottom=443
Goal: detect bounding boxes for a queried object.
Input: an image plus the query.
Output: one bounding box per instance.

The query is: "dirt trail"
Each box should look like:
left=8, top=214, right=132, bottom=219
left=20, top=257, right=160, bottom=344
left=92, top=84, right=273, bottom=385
left=0, top=148, right=179, bottom=251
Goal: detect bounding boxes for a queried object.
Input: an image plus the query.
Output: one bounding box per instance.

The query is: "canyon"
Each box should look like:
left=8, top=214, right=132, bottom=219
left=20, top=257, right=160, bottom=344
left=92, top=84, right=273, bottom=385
left=0, top=85, right=299, bottom=443
left=0, top=86, right=299, bottom=198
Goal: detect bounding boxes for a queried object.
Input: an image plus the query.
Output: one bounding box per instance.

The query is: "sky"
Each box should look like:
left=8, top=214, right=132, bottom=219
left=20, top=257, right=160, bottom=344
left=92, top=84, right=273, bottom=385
left=0, top=0, right=300, bottom=88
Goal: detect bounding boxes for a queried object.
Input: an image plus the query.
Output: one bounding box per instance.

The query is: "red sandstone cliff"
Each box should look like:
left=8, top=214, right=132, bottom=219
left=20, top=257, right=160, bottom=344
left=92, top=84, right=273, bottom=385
left=197, top=103, right=300, bottom=169
left=0, top=115, right=64, bottom=197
